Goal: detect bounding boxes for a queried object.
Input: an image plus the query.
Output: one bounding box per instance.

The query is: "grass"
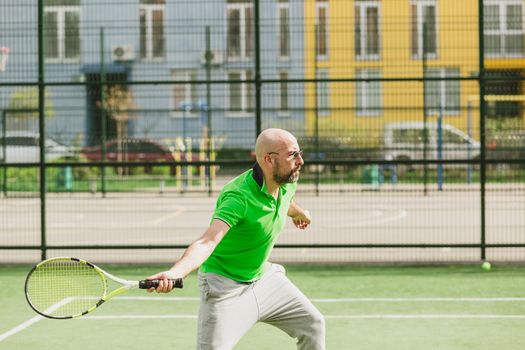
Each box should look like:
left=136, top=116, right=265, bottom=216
left=1, top=264, right=525, bottom=349
left=1, top=163, right=524, bottom=193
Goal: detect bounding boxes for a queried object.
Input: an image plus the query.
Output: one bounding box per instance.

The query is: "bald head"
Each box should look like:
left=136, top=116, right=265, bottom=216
left=255, top=128, right=297, bottom=161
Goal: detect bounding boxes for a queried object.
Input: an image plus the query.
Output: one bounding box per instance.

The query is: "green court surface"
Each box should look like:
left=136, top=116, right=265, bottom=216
left=1, top=264, right=525, bottom=349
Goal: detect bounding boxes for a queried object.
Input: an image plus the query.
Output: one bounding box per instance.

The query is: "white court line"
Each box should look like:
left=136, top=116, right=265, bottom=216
left=151, top=206, right=186, bottom=226
left=117, top=296, right=525, bottom=303
left=118, top=296, right=199, bottom=301
left=348, top=209, right=407, bottom=228
left=311, top=297, right=525, bottom=303
left=0, top=297, right=73, bottom=342
left=320, top=207, right=407, bottom=229
left=85, top=315, right=197, bottom=320
left=83, top=314, right=525, bottom=320
left=3, top=297, right=525, bottom=342
left=326, top=314, right=525, bottom=320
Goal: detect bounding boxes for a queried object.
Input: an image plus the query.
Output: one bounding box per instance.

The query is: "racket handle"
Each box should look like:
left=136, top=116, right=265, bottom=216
left=139, top=278, right=183, bottom=289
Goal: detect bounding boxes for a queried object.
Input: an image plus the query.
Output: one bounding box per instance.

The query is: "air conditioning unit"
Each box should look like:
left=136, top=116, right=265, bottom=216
left=111, top=45, right=135, bottom=61
left=201, top=50, right=223, bottom=65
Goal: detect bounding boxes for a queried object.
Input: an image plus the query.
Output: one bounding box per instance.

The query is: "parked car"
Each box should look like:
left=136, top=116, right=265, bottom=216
left=82, top=138, right=207, bottom=175
left=486, top=131, right=525, bottom=168
left=82, top=138, right=176, bottom=163
left=383, top=122, right=481, bottom=162
left=0, top=131, right=74, bottom=163
left=297, top=136, right=381, bottom=173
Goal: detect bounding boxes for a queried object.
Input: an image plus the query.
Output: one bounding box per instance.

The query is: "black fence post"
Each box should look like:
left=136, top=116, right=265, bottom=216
left=37, top=0, right=47, bottom=261
left=253, top=0, right=261, bottom=137
left=478, top=0, right=487, bottom=262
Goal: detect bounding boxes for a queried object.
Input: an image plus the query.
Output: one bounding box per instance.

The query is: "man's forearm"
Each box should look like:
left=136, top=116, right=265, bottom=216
left=168, top=238, right=217, bottom=278
left=287, top=201, right=304, bottom=217
left=167, top=219, right=230, bottom=278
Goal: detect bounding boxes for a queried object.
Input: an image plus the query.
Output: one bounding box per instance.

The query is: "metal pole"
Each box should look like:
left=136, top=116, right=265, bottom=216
left=205, top=26, right=213, bottom=196
left=1, top=110, right=6, bottom=197
left=467, top=100, right=473, bottom=184
left=38, top=0, right=47, bottom=260
left=314, top=24, right=320, bottom=196
left=253, top=0, right=261, bottom=137
left=478, top=0, right=487, bottom=262
left=100, top=28, right=107, bottom=197
left=437, top=107, right=443, bottom=191
left=422, top=21, right=429, bottom=196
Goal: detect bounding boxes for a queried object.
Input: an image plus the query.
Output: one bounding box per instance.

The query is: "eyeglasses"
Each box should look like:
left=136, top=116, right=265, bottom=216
left=268, top=149, right=303, bottom=161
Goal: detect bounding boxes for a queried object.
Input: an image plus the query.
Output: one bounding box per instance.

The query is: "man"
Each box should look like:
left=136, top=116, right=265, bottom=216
left=147, top=128, right=326, bottom=350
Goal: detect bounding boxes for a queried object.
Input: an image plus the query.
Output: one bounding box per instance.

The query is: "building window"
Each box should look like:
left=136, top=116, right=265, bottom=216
left=228, top=70, right=254, bottom=115
left=411, top=0, right=437, bottom=59
left=279, top=71, right=289, bottom=116
left=316, top=0, right=329, bottom=60
left=278, top=1, right=290, bottom=58
left=356, top=69, right=382, bottom=116
left=44, top=0, right=80, bottom=62
left=227, top=1, right=253, bottom=60
left=140, top=0, right=165, bottom=60
left=316, top=68, right=330, bottom=116
left=424, top=68, right=460, bottom=116
left=485, top=70, right=522, bottom=118
left=355, top=1, right=380, bottom=60
left=484, top=0, right=524, bottom=57
left=171, top=70, right=199, bottom=118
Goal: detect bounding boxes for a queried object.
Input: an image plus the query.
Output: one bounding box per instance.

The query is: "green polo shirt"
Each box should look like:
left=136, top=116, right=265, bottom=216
left=200, top=164, right=297, bottom=282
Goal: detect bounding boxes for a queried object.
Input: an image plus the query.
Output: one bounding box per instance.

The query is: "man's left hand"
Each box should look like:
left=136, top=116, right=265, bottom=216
left=291, top=210, right=311, bottom=230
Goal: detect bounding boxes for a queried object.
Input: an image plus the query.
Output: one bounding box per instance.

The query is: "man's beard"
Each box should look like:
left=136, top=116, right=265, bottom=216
left=273, top=164, right=301, bottom=184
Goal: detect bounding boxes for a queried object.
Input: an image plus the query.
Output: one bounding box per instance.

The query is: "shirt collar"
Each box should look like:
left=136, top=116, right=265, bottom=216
left=251, top=162, right=288, bottom=196
left=252, top=162, right=264, bottom=188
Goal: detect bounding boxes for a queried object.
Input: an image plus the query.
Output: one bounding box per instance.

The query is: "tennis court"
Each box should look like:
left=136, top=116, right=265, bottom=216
left=1, top=184, right=524, bottom=264
left=2, top=0, right=525, bottom=348
left=2, top=265, right=525, bottom=350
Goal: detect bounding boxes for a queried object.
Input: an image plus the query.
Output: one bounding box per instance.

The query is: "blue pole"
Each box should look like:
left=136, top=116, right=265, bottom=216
left=437, top=109, right=443, bottom=191
left=467, top=101, right=473, bottom=184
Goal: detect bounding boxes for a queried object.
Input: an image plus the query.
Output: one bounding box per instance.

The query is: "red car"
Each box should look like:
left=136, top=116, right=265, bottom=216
left=82, top=139, right=175, bottom=163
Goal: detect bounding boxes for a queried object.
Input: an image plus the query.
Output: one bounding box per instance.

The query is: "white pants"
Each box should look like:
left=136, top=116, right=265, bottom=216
left=197, top=263, right=326, bottom=350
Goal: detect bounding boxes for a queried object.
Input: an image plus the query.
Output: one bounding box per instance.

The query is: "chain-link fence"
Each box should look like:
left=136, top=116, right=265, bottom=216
left=0, top=0, right=524, bottom=264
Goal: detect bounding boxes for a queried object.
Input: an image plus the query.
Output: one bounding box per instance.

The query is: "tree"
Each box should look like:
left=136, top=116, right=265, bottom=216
left=99, top=85, right=136, bottom=143
left=97, top=85, right=136, bottom=174
left=5, top=88, right=55, bottom=131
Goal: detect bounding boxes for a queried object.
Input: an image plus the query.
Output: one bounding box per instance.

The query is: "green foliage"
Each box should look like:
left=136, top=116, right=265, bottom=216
left=150, top=165, right=171, bottom=176
left=6, top=87, right=55, bottom=119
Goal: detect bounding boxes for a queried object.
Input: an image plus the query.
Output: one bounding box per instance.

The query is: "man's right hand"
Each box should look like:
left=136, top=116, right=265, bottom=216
left=145, top=271, right=182, bottom=293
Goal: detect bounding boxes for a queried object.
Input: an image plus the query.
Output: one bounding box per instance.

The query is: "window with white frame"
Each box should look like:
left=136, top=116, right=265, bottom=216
left=44, top=0, right=80, bottom=62
left=227, top=1, right=253, bottom=60
left=171, top=70, right=199, bottom=118
left=316, top=68, right=330, bottom=116
left=356, top=69, right=382, bottom=116
left=316, top=0, right=329, bottom=59
left=424, top=68, right=460, bottom=116
left=279, top=71, right=289, bottom=116
left=140, top=0, right=165, bottom=60
left=411, top=0, right=437, bottom=59
left=278, top=1, right=290, bottom=58
left=484, top=0, right=524, bottom=57
left=355, top=1, right=380, bottom=60
left=228, top=70, right=254, bottom=115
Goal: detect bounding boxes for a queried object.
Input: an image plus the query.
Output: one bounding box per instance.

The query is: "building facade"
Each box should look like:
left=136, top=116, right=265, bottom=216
left=0, top=0, right=306, bottom=150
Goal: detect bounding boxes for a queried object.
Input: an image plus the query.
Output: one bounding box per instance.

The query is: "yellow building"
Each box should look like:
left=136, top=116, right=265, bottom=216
left=305, top=0, right=524, bottom=146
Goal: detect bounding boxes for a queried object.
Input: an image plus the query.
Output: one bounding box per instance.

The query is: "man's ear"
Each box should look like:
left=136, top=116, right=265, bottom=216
left=263, top=154, right=274, bottom=167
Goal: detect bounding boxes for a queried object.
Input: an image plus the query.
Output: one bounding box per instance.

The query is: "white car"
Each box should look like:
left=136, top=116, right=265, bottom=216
left=0, top=131, right=74, bottom=163
left=384, top=122, right=480, bottom=162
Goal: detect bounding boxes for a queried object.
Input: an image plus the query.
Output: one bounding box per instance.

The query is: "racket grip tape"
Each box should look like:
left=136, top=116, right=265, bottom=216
left=139, top=278, right=183, bottom=289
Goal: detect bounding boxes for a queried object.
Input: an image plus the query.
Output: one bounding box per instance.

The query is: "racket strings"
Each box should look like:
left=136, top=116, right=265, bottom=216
left=26, top=259, right=106, bottom=318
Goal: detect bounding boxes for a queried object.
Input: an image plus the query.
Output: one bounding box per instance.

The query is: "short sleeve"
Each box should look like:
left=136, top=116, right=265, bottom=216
left=212, top=191, right=246, bottom=228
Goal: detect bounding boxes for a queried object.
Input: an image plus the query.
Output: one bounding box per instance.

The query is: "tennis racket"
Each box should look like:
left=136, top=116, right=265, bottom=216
left=25, top=257, right=183, bottom=319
